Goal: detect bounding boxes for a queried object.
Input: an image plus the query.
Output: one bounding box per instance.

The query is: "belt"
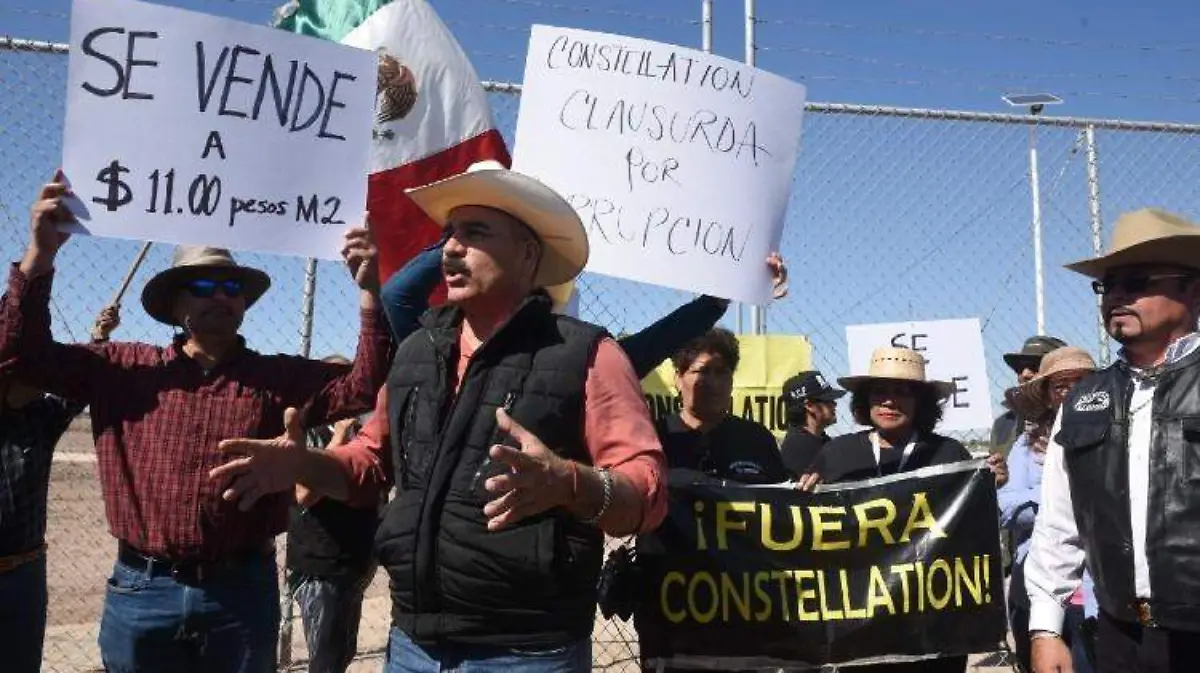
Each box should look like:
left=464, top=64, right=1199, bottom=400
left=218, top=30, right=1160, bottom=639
left=1133, top=598, right=1159, bottom=628
left=117, top=541, right=273, bottom=586
left=0, top=544, right=46, bottom=575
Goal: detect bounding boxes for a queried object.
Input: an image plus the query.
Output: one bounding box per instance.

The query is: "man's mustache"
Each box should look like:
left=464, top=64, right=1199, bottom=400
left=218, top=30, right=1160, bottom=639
left=442, top=258, right=470, bottom=276
left=1106, top=306, right=1139, bottom=320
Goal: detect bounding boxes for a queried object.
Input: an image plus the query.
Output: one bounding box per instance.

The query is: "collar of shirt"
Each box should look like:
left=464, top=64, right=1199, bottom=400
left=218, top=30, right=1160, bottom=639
left=1119, top=331, right=1200, bottom=378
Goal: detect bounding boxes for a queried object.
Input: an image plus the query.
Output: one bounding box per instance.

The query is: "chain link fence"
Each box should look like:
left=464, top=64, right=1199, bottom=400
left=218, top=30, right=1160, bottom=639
left=4, top=26, right=1200, bottom=672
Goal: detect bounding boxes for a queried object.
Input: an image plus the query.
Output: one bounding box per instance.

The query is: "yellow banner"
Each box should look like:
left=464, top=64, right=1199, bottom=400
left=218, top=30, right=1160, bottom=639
left=641, top=334, right=813, bottom=437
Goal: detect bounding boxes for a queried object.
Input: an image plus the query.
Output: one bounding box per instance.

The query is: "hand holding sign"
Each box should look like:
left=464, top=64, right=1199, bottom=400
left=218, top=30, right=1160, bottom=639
left=341, top=216, right=380, bottom=292
left=21, top=171, right=75, bottom=278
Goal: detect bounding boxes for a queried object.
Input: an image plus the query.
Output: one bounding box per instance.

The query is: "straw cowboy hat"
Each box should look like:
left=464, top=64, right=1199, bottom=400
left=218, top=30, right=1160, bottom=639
left=837, top=347, right=957, bottom=400
left=141, top=246, right=270, bottom=326
left=1004, top=346, right=1097, bottom=419
left=1066, top=208, right=1200, bottom=278
left=406, top=161, right=588, bottom=288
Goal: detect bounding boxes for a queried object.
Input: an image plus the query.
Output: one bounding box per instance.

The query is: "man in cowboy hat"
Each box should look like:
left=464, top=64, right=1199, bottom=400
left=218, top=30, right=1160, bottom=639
left=1, top=171, right=391, bottom=672
left=213, top=161, right=668, bottom=673
left=992, top=335, right=1068, bottom=454
left=1027, top=209, right=1200, bottom=672
left=779, top=370, right=846, bottom=477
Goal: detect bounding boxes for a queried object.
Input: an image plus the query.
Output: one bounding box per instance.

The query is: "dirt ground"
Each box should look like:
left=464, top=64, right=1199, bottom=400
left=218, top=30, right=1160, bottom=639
left=41, top=420, right=1013, bottom=672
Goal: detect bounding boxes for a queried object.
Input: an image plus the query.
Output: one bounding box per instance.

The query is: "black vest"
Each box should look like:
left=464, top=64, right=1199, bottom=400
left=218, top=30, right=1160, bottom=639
left=1057, top=347, right=1200, bottom=630
left=374, top=294, right=607, bottom=647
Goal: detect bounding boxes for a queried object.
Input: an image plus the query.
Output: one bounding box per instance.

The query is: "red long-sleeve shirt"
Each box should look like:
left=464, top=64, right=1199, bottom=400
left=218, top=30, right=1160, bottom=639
left=0, top=265, right=391, bottom=560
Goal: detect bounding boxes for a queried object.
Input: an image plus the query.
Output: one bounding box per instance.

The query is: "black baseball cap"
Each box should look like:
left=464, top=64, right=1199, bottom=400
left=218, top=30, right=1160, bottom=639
left=782, top=370, right=846, bottom=404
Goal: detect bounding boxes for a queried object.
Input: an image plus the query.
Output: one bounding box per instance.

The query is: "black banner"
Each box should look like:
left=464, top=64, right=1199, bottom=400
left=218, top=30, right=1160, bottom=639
left=635, top=461, right=1006, bottom=668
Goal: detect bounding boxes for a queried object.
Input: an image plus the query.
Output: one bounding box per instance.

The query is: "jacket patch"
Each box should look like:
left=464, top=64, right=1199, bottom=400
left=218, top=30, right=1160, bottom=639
left=1074, top=391, right=1111, bottom=413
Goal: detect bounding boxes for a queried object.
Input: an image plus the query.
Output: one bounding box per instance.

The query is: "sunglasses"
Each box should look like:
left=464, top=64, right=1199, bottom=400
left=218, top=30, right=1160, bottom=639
left=1091, top=273, right=1193, bottom=296
left=184, top=278, right=245, bottom=299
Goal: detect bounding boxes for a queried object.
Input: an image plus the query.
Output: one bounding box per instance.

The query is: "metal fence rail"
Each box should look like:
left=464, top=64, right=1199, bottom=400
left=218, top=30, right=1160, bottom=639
left=5, top=35, right=1200, bottom=672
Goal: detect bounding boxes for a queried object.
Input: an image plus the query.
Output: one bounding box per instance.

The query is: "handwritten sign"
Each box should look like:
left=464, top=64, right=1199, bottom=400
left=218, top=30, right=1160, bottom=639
left=512, top=26, right=806, bottom=304
left=845, top=319, right=993, bottom=433
left=62, top=0, right=376, bottom=259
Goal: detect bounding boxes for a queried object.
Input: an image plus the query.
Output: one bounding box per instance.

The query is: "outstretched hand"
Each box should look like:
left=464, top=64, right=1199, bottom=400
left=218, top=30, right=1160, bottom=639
left=481, top=408, right=575, bottom=531
left=210, top=407, right=307, bottom=511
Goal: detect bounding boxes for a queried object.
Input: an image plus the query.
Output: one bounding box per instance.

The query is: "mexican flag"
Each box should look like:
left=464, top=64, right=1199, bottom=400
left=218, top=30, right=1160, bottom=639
left=274, top=0, right=511, bottom=301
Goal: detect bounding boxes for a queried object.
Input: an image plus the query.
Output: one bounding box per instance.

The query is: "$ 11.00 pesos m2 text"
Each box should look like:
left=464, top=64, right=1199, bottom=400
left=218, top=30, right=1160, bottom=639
left=91, top=159, right=346, bottom=228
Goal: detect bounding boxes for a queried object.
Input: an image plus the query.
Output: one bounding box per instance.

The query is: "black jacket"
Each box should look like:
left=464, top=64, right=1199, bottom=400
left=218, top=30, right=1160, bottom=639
left=1057, top=348, right=1200, bottom=630
left=374, top=294, right=607, bottom=647
left=816, top=430, right=971, bottom=483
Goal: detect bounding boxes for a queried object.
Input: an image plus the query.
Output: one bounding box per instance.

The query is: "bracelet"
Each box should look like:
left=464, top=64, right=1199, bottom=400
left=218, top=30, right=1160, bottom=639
left=582, top=468, right=613, bottom=526
left=1030, top=630, right=1062, bottom=641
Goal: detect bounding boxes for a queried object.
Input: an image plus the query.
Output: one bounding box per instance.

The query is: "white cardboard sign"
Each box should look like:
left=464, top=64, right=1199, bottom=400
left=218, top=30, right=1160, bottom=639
left=61, top=0, right=377, bottom=259
left=512, top=26, right=806, bottom=304
left=845, top=319, right=994, bottom=433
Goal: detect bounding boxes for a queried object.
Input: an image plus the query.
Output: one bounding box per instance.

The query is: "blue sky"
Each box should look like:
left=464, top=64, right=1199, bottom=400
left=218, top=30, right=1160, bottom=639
left=3, top=0, right=1199, bottom=436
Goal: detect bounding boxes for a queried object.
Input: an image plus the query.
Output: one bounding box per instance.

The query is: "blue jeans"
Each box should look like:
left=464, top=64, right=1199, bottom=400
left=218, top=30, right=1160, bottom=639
left=98, top=554, right=280, bottom=673
left=291, top=568, right=375, bottom=673
left=0, top=553, right=48, bottom=672
left=385, top=626, right=590, bottom=673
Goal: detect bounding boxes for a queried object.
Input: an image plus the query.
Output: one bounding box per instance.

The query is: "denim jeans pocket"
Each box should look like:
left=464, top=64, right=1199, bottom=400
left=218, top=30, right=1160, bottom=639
left=105, top=563, right=149, bottom=595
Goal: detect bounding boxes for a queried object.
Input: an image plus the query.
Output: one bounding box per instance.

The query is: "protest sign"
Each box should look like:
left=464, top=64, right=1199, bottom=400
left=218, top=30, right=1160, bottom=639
left=641, top=334, right=813, bottom=437
left=62, top=0, right=376, bottom=259
left=635, top=462, right=1006, bottom=668
left=845, top=319, right=993, bottom=432
left=512, top=26, right=806, bottom=304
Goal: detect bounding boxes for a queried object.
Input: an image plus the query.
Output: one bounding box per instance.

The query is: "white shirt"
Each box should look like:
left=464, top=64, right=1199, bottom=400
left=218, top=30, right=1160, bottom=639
left=1025, top=333, right=1200, bottom=634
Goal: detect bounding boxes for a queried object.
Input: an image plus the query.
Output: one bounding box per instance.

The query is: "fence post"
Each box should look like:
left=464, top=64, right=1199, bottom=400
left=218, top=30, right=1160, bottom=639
left=744, top=0, right=761, bottom=335
left=279, top=257, right=319, bottom=668
left=1084, top=126, right=1109, bottom=365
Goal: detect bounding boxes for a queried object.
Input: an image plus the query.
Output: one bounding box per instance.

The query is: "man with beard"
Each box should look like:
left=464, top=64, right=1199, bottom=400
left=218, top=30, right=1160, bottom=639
left=0, top=172, right=390, bottom=672
left=1026, top=209, right=1200, bottom=673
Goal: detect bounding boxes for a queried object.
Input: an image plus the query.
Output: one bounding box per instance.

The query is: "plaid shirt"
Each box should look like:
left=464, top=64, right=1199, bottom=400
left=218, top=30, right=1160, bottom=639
left=0, top=394, right=83, bottom=557
left=0, top=266, right=391, bottom=560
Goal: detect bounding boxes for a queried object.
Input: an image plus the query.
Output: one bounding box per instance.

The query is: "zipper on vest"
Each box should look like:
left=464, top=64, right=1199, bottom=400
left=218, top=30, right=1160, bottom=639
left=398, top=385, right=419, bottom=489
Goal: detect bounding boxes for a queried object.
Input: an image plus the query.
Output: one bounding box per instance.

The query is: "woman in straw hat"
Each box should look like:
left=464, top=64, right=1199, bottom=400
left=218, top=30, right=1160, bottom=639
left=998, top=347, right=1098, bottom=673
left=817, top=347, right=974, bottom=485
left=815, top=346, right=1004, bottom=673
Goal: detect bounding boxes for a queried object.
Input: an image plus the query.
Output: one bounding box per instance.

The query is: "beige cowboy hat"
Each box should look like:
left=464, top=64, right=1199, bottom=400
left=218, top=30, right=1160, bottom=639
left=1004, top=346, right=1097, bottom=418
left=1065, top=208, right=1200, bottom=279
left=405, top=161, right=589, bottom=288
left=141, top=246, right=270, bottom=326
left=838, top=346, right=957, bottom=400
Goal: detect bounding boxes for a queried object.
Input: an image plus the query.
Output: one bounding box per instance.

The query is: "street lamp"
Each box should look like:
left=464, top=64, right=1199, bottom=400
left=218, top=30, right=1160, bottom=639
left=1003, top=92, right=1063, bottom=336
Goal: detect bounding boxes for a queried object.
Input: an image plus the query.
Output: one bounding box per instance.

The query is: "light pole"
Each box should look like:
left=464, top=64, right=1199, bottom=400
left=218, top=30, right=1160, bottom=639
left=1003, top=93, right=1063, bottom=336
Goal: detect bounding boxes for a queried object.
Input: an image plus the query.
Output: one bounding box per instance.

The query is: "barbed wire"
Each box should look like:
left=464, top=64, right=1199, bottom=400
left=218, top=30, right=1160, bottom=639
left=760, top=17, right=1200, bottom=54
left=441, top=0, right=694, bottom=26
left=762, top=45, right=1200, bottom=86
left=0, top=5, right=69, bottom=19
left=787, top=73, right=1200, bottom=106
